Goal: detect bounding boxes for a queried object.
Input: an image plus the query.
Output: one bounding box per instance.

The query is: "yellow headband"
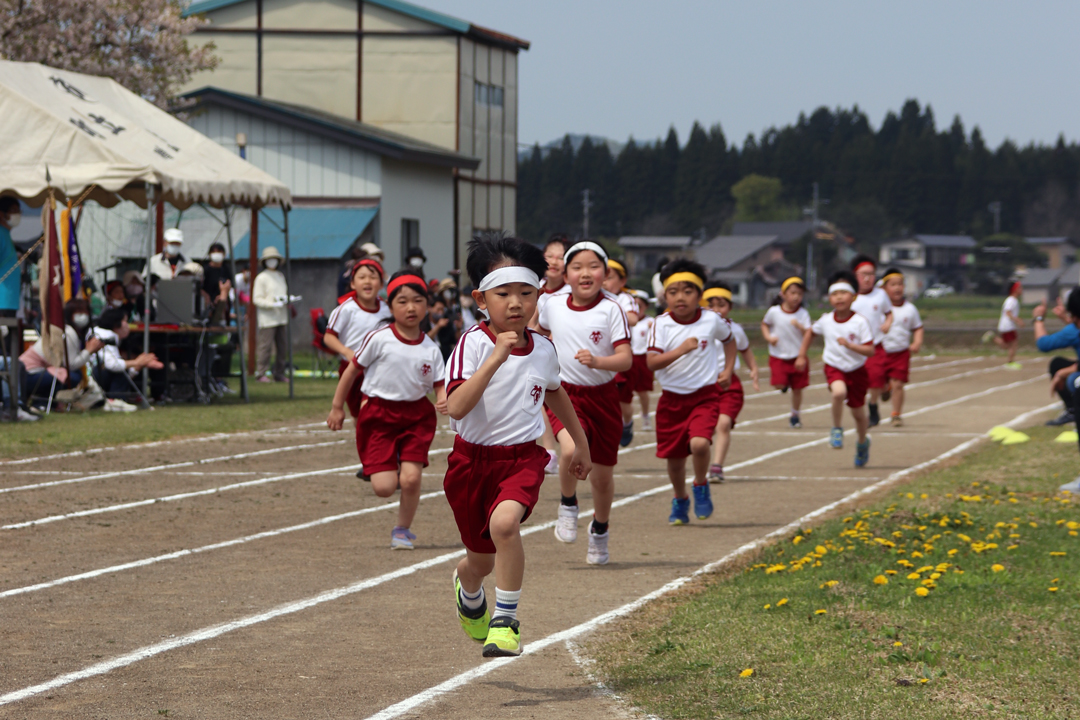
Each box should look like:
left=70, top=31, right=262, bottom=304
left=781, top=277, right=804, bottom=293
left=702, top=287, right=732, bottom=304
left=607, top=259, right=627, bottom=277
left=662, top=272, right=704, bottom=290
left=881, top=271, right=904, bottom=282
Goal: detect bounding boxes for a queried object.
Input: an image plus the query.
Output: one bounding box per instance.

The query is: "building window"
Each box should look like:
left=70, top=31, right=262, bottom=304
left=474, top=81, right=503, bottom=108
left=401, top=219, right=419, bottom=260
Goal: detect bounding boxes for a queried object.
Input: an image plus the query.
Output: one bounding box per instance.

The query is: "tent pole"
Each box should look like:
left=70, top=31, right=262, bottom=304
left=142, top=183, right=155, bottom=401
left=283, top=203, right=294, bottom=399
left=248, top=208, right=258, bottom=377
left=223, top=204, right=249, bottom=402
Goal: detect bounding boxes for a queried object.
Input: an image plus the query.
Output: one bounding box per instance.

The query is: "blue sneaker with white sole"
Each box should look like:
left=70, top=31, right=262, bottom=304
left=692, top=482, right=714, bottom=519
left=855, top=437, right=871, bottom=467
left=830, top=427, right=844, bottom=449
left=669, top=496, right=691, bottom=525
left=620, top=420, right=634, bottom=447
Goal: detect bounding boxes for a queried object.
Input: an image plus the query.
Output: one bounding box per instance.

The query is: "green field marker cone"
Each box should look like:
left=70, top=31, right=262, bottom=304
left=1055, top=430, right=1079, bottom=444
left=1001, top=431, right=1030, bottom=445
left=987, top=426, right=1014, bottom=442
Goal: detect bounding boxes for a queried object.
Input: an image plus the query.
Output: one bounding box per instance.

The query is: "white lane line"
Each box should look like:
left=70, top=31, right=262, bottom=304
left=0, top=394, right=1049, bottom=706
left=1, top=447, right=453, bottom=531
left=730, top=431, right=983, bottom=438
left=359, top=401, right=1058, bottom=720
left=0, top=440, right=347, bottom=494
left=725, top=475, right=884, bottom=481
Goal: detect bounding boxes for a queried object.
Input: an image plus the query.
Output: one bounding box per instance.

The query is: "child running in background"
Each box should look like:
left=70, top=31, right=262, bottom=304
left=703, top=282, right=759, bottom=483
left=851, top=255, right=893, bottom=428
left=531, top=234, right=569, bottom=474
left=539, top=241, right=632, bottom=565
left=603, top=257, right=641, bottom=446
left=879, top=268, right=923, bottom=426
left=446, top=232, right=591, bottom=658
left=761, top=277, right=812, bottom=428
left=327, top=270, right=447, bottom=550
left=322, top=258, right=391, bottom=421
left=986, top=281, right=1023, bottom=369
left=647, top=260, right=736, bottom=524
left=628, top=290, right=655, bottom=430
left=799, top=270, right=875, bottom=467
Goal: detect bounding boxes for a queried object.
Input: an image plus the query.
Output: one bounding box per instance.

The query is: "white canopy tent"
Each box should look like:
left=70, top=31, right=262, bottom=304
left=0, top=61, right=294, bottom=402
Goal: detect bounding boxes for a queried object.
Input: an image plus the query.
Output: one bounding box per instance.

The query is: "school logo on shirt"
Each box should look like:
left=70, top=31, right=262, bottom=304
left=848, top=333, right=857, bottom=342
left=589, top=331, right=602, bottom=345
left=421, top=363, right=431, bottom=377
left=699, top=339, right=708, bottom=351
left=530, top=384, right=542, bottom=405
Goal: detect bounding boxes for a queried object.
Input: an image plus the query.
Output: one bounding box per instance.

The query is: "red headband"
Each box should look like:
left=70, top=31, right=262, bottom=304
left=387, top=274, right=427, bottom=297
left=1009, top=281, right=1021, bottom=295
left=854, top=261, right=876, bottom=273
left=352, top=258, right=384, bottom=280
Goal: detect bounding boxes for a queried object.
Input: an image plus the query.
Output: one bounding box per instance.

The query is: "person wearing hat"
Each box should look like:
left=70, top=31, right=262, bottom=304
left=252, top=246, right=289, bottom=382
left=404, top=246, right=426, bottom=272
left=149, top=228, right=188, bottom=280
left=360, top=241, right=384, bottom=263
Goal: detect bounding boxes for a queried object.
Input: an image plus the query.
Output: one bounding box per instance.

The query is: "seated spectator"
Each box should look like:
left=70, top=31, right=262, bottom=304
left=1033, top=290, right=1080, bottom=493
left=20, top=299, right=104, bottom=404
left=89, top=308, right=163, bottom=400
left=123, top=270, right=149, bottom=321
left=104, top=280, right=127, bottom=311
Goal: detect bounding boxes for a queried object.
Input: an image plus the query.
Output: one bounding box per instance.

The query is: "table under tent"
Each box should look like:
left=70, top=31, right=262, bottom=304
left=0, top=60, right=293, bottom=404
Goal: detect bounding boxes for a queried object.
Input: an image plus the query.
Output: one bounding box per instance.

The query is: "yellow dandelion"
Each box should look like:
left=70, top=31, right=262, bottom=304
left=915, top=587, right=930, bottom=597
left=929, top=572, right=942, bottom=579
left=1052, top=578, right=1060, bottom=583
left=821, top=580, right=839, bottom=588
left=792, top=535, right=804, bottom=545
left=991, top=564, right=1005, bottom=572
left=907, top=572, right=921, bottom=580
left=886, top=570, right=898, bottom=575
left=911, top=551, right=924, bottom=558
left=776, top=598, right=789, bottom=607
left=763, top=604, right=771, bottom=610
left=1007, top=544, right=1019, bottom=550
left=814, top=609, right=827, bottom=615
left=815, top=545, right=827, bottom=555
left=873, top=575, right=889, bottom=585
left=947, top=549, right=958, bottom=556
left=906, top=493, right=914, bottom=499
left=740, top=668, right=754, bottom=678
left=1049, top=587, right=1059, bottom=592
left=893, top=641, right=903, bottom=647
left=1050, top=551, right=1067, bottom=557
left=918, top=678, right=929, bottom=684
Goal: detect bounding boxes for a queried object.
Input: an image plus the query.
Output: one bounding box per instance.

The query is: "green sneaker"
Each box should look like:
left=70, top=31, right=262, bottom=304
left=482, top=617, right=522, bottom=657
left=453, top=571, right=489, bottom=642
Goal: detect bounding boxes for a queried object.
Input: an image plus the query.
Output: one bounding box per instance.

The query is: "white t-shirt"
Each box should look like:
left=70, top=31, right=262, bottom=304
left=882, top=301, right=923, bottom=353
left=648, top=309, right=734, bottom=394
left=615, top=291, right=637, bottom=320
left=851, top=287, right=892, bottom=345
left=326, top=296, right=391, bottom=354
left=88, top=327, right=132, bottom=375
left=762, top=304, right=812, bottom=360
left=998, top=296, right=1020, bottom=333
left=811, top=311, right=874, bottom=372
left=445, top=323, right=562, bottom=446
left=631, top=315, right=654, bottom=355
left=536, top=280, right=570, bottom=319
left=538, top=291, right=630, bottom=387
left=353, top=324, right=445, bottom=402
left=716, top=319, right=749, bottom=374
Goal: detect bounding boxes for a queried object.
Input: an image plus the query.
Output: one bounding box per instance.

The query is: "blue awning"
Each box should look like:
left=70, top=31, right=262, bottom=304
left=235, top=206, right=378, bottom=260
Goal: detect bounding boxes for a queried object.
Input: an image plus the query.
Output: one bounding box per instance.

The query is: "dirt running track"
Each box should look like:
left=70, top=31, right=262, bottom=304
left=0, top=356, right=1057, bottom=718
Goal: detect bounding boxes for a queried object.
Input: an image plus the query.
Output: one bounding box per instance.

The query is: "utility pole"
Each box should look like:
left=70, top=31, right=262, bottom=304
left=582, top=188, right=592, bottom=239
left=988, top=201, right=1002, bottom=235
left=806, top=182, right=819, bottom=296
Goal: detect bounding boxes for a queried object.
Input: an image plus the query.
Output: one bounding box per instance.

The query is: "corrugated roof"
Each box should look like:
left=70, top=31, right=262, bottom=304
left=694, top=235, right=781, bottom=271
left=183, top=87, right=479, bottom=170
left=731, top=221, right=812, bottom=245
left=184, top=0, right=529, bottom=50
left=234, top=206, right=378, bottom=260
left=1027, top=236, right=1072, bottom=245
left=617, top=236, right=691, bottom=249
left=913, top=234, right=976, bottom=248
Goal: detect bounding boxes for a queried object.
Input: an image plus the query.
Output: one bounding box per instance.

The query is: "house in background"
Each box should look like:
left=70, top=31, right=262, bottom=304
left=1026, top=237, right=1075, bottom=270
left=1017, top=263, right=1080, bottom=305
left=615, top=236, right=692, bottom=278
left=730, top=221, right=813, bottom=247
left=183, top=0, right=528, bottom=267
left=692, top=235, right=800, bottom=307
left=878, top=234, right=976, bottom=296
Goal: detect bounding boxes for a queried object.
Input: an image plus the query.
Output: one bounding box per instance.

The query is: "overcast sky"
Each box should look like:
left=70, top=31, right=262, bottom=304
left=423, top=0, right=1079, bottom=151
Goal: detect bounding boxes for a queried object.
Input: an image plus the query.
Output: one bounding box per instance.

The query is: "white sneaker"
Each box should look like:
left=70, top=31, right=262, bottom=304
left=544, top=449, right=558, bottom=475
left=554, top=504, right=578, bottom=543
left=586, top=528, right=609, bottom=565
left=103, top=398, right=137, bottom=413
left=641, top=415, right=653, bottom=432
left=1059, top=477, right=1080, bottom=494
left=16, top=408, right=38, bottom=422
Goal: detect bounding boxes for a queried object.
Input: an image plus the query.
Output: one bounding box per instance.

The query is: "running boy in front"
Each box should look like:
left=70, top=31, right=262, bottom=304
left=444, top=232, right=592, bottom=659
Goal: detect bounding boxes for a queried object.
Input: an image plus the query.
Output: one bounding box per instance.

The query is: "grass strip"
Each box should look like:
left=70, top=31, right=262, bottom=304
left=588, top=425, right=1080, bottom=719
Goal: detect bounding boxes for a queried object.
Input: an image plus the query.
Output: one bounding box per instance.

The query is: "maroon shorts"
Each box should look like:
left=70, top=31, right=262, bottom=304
left=355, top=395, right=436, bottom=474
left=546, top=380, right=622, bottom=466
left=615, top=373, right=634, bottom=404
left=1000, top=330, right=1017, bottom=344
left=655, top=384, right=722, bottom=459
left=717, top=373, right=744, bottom=424
left=627, top=354, right=655, bottom=392
left=768, top=355, right=809, bottom=390
left=865, top=344, right=888, bottom=389
left=824, top=364, right=869, bottom=408
left=443, top=437, right=548, bottom=554
left=339, top=359, right=365, bottom=419
left=881, top=348, right=911, bottom=383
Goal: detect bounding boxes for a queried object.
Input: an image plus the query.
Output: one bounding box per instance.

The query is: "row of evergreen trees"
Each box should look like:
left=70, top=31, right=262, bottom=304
left=516, top=100, right=1080, bottom=249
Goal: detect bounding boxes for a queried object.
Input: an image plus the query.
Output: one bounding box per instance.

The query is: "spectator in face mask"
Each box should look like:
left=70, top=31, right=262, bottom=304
left=404, top=247, right=426, bottom=272
left=104, top=280, right=128, bottom=311
left=149, top=228, right=187, bottom=279
left=18, top=299, right=105, bottom=406
left=252, top=246, right=289, bottom=382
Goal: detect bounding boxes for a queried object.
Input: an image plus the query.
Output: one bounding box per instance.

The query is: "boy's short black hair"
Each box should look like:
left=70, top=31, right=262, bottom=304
left=827, top=269, right=859, bottom=289
left=1066, top=287, right=1080, bottom=319
left=544, top=234, right=569, bottom=253
left=0, top=197, right=19, bottom=214
left=465, top=231, right=547, bottom=290
left=97, top=307, right=128, bottom=331
left=208, top=242, right=226, bottom=254
left=705, top=280, right=731, bottom=292
left=851, top=254, right=877, bottom=272
left=386, top=268, right=430, bottom=303
left=659, top=258, right=708, bottom=292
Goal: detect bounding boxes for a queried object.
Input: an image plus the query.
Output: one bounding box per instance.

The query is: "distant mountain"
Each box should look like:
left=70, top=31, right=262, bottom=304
left=517, top=134, right=638, bottom=161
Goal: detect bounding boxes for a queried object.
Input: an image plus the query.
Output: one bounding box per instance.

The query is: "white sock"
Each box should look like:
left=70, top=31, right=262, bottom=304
left=494, top=587, right=521, bottom=621
left=459, top=584, right=485, bottom=611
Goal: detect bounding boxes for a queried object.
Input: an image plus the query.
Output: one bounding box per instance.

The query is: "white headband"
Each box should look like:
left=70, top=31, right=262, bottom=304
left=564, top=241, right=608, bottom=265
left=828, top=282, right=856, bottom=295
left=477, top=266, right=541, bottom=292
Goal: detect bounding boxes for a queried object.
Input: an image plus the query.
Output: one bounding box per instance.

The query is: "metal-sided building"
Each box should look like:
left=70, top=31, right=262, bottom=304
left=183, top=0, right=529, bottom=268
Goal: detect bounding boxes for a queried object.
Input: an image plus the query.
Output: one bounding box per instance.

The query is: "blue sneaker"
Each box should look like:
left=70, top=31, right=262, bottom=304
left=692, top=483, right=713, bottom=519
left=855, top=437, right=871, bottom=467
left=830, top=427, right=844, bottom=449
left=620, top=420, right=634, bottom=447
left=669, top=496, right=691, bottom=525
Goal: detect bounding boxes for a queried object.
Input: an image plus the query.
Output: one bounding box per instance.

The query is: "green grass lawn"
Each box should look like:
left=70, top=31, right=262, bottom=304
left=3, top=375, right=337, bottom=459
left=588, top=425, right=1080, bottom=719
